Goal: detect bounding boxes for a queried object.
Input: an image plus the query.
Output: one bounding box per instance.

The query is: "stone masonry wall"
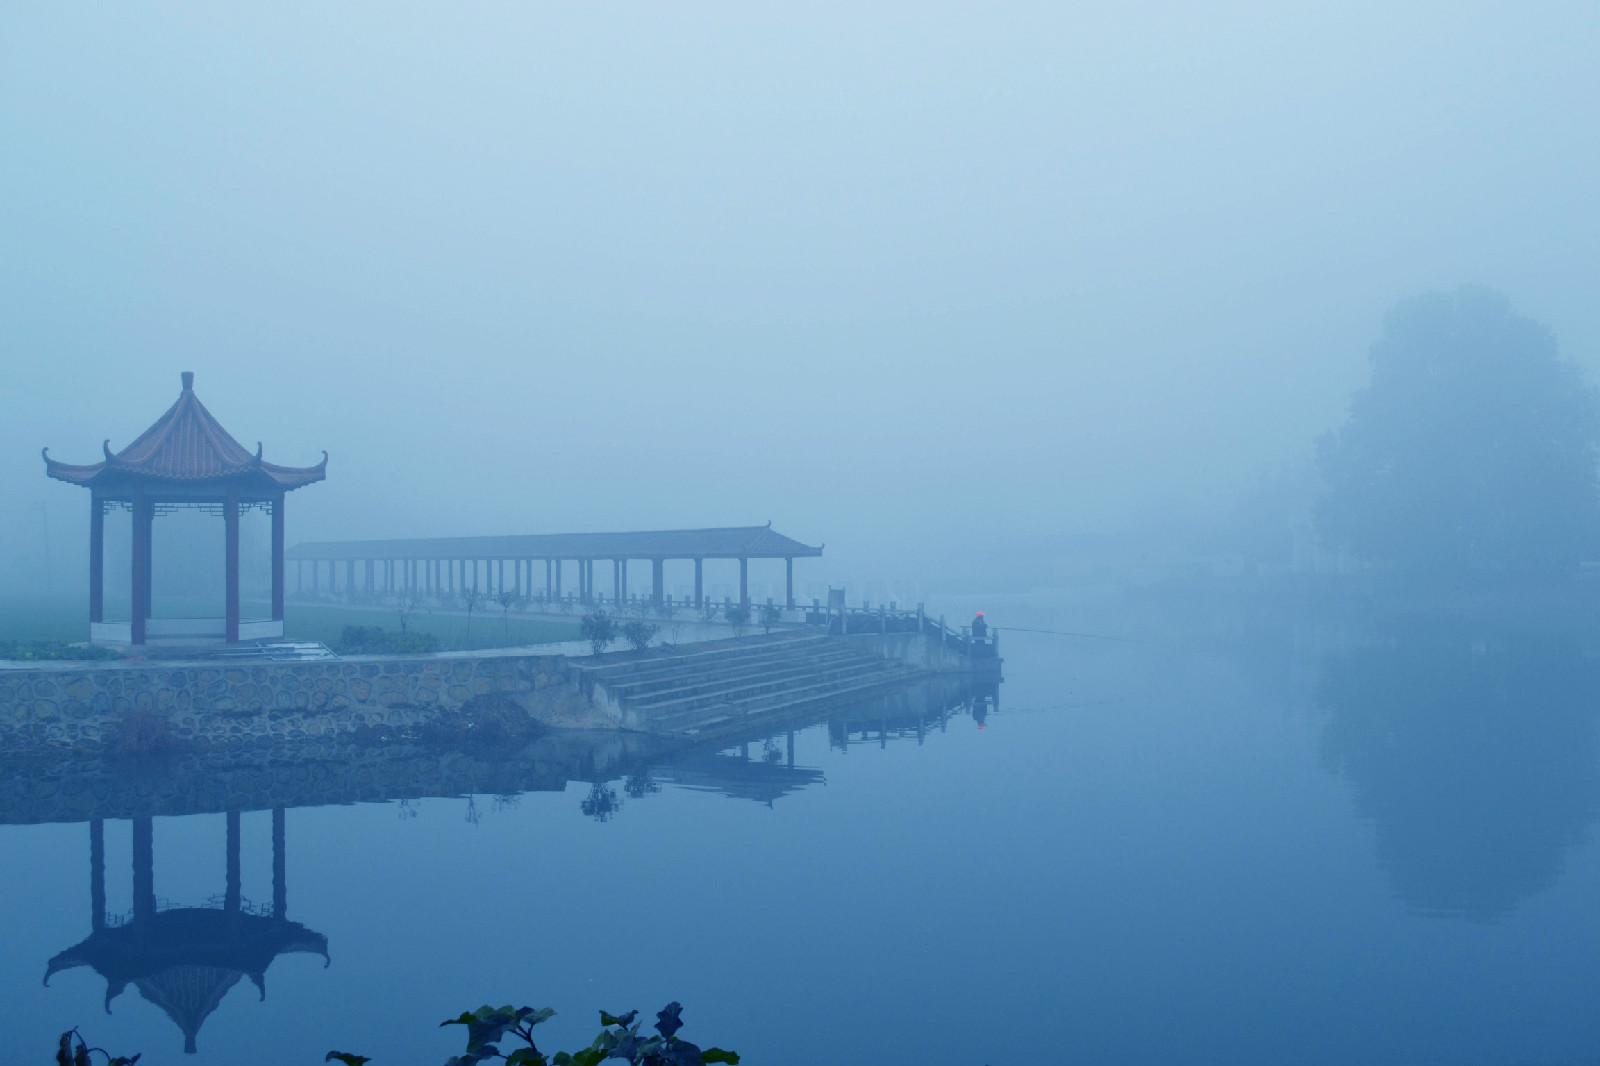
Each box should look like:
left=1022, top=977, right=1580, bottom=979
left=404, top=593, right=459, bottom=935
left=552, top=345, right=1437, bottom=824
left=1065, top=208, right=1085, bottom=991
left=0, top=652, right=614, bottom=755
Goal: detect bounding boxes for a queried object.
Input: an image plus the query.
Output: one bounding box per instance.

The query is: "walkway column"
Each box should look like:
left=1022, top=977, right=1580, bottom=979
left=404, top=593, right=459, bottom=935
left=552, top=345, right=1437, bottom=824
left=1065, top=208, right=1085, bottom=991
left=694, top=558, right=703, bottom=610
left=652, top=559, right=664, bottom=607
left=225, top=810, right=241, bottom=913
left=132, top=816, right=154, bottom=923
left=89, top=494, right=104, bottom=625
left=555, top=560, right=562, bottom=600
left=619, top=560, right=628, bottom=604
left=739, top=556, right=749, bottom=610
left=224, top=485, right=240, bottom=643
left=271, top=495, right=286, bottom=622
left=786, top=557, right=794, bottom=609
left=272, top=806, right=286, bottom=920
left=131, top=484, right=151, bottom=644
left=90, top=819, right=105, bottom=932
left=613, top=559, right=621, bottom=605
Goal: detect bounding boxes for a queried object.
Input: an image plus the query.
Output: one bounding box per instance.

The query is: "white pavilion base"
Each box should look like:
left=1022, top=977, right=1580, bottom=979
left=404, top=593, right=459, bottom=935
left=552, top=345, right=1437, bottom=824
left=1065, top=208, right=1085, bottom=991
left=90, top=618, right=285, bottom=645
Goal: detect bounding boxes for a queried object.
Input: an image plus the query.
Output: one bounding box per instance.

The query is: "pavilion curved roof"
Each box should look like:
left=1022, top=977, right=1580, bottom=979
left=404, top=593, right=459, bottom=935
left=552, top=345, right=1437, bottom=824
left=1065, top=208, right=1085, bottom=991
left=43, top=371, right=326, bottom=493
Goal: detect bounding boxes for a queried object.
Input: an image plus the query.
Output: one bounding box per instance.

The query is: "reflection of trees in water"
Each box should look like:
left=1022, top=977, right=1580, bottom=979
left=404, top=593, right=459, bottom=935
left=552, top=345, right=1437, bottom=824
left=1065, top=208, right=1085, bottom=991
left=581, top=782, right=622, bottom=822
left=624, top=771, right=662, bottom=799
left=1319, top=631, right=1600, bottom=919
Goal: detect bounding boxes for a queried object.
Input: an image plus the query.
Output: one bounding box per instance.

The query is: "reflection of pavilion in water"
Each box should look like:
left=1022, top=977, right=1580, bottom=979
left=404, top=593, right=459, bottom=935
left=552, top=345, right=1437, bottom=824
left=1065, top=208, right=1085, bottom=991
left=45, top=810, right=327, bottom=1054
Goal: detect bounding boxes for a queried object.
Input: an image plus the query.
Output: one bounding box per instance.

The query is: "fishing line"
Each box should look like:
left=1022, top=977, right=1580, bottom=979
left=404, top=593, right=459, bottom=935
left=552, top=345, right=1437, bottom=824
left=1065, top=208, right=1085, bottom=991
left=992, top=626, right=1147, bottom=644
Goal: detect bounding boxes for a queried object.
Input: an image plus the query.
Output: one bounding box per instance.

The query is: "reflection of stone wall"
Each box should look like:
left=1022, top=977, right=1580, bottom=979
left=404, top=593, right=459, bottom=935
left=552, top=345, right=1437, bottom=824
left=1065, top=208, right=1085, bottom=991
left=0, top=653, right=613, bottom=755
left=0, top=730, right=673, bottom=825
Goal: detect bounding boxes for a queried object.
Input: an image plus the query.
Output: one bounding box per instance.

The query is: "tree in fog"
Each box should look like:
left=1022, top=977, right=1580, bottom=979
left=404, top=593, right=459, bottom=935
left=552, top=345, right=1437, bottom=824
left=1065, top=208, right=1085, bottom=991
left=1317, top=288, right=1600, bottom=580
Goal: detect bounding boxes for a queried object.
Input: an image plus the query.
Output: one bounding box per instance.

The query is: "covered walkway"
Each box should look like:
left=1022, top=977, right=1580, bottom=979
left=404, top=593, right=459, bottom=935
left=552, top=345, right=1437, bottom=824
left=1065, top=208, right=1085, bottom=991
left=285, top=524, right=822, bottom=609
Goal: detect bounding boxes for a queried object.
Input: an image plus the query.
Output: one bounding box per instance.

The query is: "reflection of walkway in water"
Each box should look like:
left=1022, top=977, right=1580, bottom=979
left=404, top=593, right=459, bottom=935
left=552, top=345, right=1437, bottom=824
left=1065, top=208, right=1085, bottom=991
left=45, top=810, right=327, bottom=1054
left=829, top=683, right=998, bottom=750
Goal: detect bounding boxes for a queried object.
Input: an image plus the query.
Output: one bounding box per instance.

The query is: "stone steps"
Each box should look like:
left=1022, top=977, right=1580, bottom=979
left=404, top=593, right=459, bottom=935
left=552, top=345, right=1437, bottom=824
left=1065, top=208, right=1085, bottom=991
left=634, top=657, right=898, bottom=722
left=602, top=646, right=868, bottom=702
left=580, top=633, right=830, bottom=685
left=651, top=666, right=929, bottom=736
left=579, top=633, right=926, bottom=735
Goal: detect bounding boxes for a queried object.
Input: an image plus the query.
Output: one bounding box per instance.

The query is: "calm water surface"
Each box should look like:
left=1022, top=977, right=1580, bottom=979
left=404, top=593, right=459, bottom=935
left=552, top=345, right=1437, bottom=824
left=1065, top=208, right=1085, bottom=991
left=6, top=601, right=1600, bottom=1064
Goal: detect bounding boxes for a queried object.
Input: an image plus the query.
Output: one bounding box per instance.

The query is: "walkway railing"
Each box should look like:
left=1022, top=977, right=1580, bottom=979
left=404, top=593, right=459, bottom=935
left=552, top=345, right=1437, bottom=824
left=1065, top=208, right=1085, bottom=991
left=810, top=601, right=1000, bottom=661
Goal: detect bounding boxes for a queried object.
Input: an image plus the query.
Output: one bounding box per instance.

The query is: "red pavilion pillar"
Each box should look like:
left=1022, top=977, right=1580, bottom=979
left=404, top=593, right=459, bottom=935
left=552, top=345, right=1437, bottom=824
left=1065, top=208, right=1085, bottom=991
left=131, top=484, right=152, bottom=645
left=739, top=556, right=749, bottom=610
left=224, top=485, right=240, bottom=643
left=786, top=557, right=794, bottom=609
left=271, top=494, right=286, bottom=623
left=88, top=493, right=104, bottom=625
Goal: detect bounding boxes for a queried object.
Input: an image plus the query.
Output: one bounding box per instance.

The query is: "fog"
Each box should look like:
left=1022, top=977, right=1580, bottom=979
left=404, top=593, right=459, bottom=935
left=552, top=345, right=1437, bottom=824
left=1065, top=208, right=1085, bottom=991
left=5, top=1, right=1599, bottom=596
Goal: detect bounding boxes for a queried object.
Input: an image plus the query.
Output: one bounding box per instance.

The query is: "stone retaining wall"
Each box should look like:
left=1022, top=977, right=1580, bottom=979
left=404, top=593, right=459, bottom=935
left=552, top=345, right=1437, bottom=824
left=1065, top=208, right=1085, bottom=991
left=0, top=652, right=614, bottom=755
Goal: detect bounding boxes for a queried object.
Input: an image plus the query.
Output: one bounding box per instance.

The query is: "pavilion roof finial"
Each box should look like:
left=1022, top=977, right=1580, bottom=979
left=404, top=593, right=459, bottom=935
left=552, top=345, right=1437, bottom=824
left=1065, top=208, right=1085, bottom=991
left=181, top=370, right=194, bottom=391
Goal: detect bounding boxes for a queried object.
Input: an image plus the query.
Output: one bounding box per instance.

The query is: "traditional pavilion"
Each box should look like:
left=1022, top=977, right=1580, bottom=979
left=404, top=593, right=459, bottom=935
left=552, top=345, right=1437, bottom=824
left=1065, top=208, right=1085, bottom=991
left=43, top=372, right=327, bottom=646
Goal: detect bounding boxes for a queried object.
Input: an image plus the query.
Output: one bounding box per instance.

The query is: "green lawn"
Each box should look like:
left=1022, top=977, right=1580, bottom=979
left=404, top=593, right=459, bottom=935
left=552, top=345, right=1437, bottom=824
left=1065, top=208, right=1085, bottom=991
left=0, top=598, right=87, bottom=643
left=0, top=596, right=579, bottom=652
left=284, top=603, right=579, bottom=651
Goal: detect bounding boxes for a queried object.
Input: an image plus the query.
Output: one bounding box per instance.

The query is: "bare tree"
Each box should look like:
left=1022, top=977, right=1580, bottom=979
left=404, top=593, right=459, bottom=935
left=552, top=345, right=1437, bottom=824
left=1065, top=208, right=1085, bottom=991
left=397, top=593, right=426, bottom=634
left=495, top=589, right=521, bottom=645
left=460, top=587, right=482, bottom=649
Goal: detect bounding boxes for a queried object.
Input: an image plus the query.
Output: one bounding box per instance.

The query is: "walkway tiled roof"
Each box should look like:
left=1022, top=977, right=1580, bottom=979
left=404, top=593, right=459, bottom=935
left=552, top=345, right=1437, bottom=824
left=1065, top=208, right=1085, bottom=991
left=287, top=525, right=823, bottom=561
left=43, top=372, right=326, bottom=491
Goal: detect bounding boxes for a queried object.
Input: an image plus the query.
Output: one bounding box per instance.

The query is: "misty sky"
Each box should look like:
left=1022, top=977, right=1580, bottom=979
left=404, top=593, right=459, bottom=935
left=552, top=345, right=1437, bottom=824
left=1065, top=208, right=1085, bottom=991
left=4, top=2, right=1598, bottom=593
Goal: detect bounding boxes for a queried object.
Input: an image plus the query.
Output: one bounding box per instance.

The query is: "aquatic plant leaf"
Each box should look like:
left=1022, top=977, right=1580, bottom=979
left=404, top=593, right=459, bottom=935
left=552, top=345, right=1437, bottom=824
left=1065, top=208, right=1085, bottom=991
left=609, top=1031, right=653, bottom=1060
left=700, top=1050, right=740, bottom=1064
left=506, top=1050, right=548, bottom=1066
left=655, top=1003, right=684, bottom=1039
left=656, top=1038, right=704, bottom=1066
left=600, top=1010, right=637, bottom=1028
left=326, top=1054, right=372, bottom=1066
left=442, top=1005, right=532, bottom=1053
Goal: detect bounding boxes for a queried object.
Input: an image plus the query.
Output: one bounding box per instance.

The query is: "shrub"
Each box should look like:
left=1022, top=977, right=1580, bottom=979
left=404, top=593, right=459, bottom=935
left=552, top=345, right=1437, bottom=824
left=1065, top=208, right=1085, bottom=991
left=620, top=619, right=659, bottom=652
left=758, top=603, right=783, bottom=634
left=725, top=605, right=751, bottom=636
left=580, top=612, right=617, bottom=655
left=0, top=640, right=120, bottom=661
left=335, top=625, right=440, bottom=655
